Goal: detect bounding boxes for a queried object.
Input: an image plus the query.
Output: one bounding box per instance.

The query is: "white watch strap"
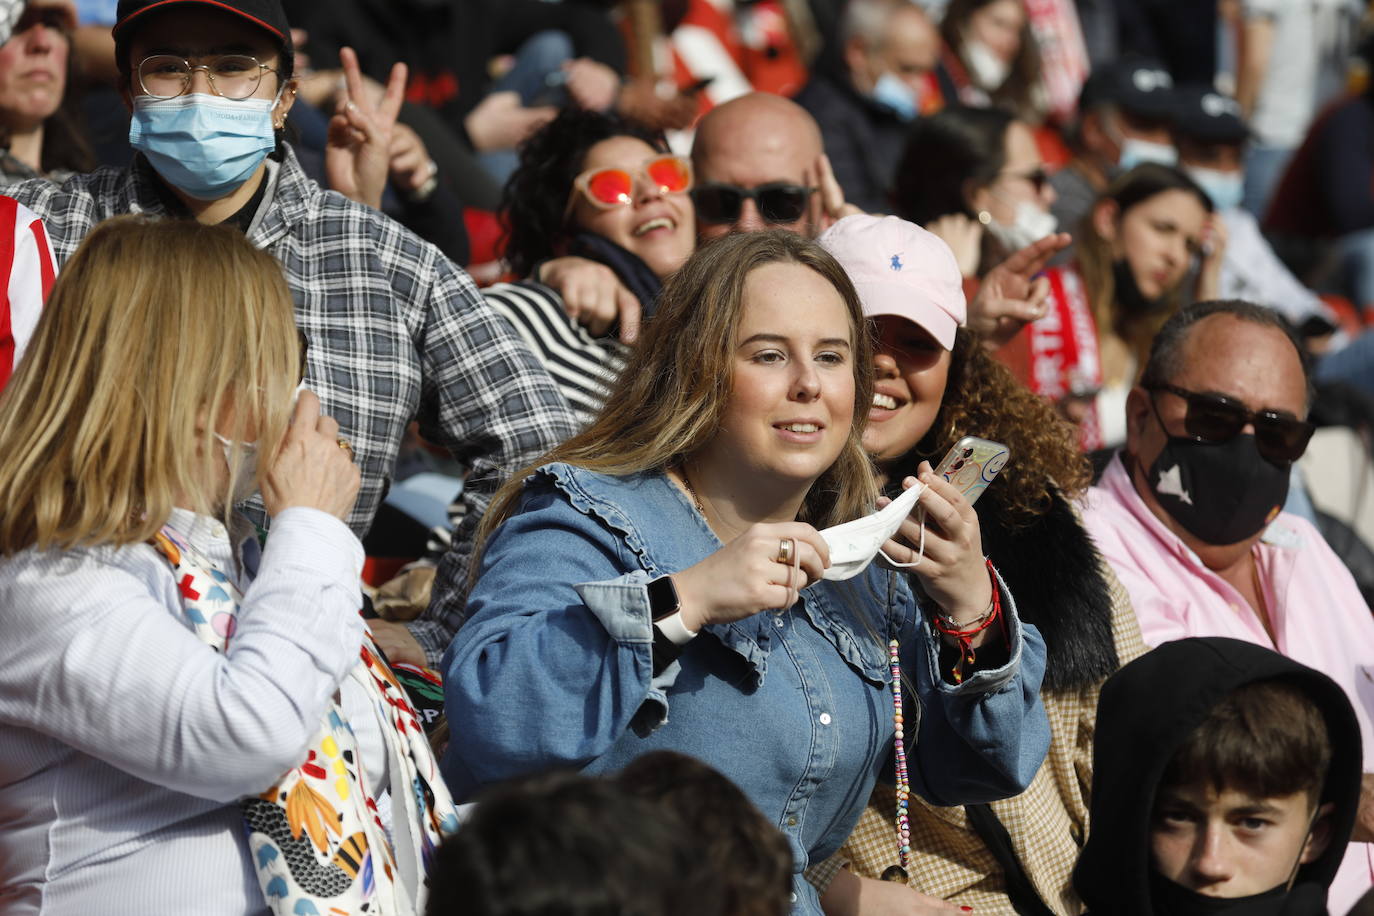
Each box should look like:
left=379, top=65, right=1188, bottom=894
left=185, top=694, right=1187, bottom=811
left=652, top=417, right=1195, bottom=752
left=654, top=610, right=699, bottom=646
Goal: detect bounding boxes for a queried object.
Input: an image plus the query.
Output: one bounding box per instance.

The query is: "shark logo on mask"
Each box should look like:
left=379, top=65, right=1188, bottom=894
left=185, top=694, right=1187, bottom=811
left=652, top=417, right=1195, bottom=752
left=1155, top=463, right=1192, bottom=506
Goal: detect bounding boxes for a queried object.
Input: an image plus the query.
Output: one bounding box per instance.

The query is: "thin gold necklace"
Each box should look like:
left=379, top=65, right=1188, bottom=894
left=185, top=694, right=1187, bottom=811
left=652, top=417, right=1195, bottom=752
left=678, top=463, right=706, bottom=515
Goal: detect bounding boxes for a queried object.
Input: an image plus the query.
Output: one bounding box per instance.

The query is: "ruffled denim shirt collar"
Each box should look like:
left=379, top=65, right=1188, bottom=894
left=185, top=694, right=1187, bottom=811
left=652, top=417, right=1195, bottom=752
left=533, top=462, right=903, bottom=687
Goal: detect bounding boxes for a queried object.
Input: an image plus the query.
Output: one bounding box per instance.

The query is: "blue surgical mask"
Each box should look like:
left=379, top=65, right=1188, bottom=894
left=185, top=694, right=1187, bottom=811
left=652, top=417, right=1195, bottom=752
left=1117, top=137, right=1177, bottom=171
left=1184, top=165, right=1244, bottom=211
left=129, top=93, right=278, bottom=200
left=871, top=71, right=918, bottom=121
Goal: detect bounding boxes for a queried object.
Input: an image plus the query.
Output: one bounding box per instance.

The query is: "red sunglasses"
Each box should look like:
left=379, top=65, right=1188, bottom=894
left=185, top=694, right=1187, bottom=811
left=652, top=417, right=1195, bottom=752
left=570, top=155, right=694, bottom=210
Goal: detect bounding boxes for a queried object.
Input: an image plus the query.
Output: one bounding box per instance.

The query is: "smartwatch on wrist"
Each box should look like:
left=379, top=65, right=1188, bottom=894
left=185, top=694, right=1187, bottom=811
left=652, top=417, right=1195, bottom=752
left=648, top=575, right=696, bottom=675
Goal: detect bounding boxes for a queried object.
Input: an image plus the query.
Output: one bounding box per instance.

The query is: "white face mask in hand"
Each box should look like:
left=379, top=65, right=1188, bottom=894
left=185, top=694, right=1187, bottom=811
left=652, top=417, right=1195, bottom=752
left=818, top=481, right=927, bottom=581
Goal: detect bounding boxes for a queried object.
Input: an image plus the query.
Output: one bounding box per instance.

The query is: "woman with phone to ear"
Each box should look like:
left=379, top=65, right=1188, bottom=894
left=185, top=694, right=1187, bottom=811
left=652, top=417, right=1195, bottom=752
left=441, top=230, right=1049, bottom=916
left=0, top=217, right=457, bottom=915
left=812, top=214, right=1148, bottom=915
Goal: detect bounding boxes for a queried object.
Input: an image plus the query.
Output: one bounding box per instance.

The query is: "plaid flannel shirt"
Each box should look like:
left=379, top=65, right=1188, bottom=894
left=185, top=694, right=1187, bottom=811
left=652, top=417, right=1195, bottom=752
left=6, top=148, right=578, bottom=664
left=807, top=558, right=1148, bottom=915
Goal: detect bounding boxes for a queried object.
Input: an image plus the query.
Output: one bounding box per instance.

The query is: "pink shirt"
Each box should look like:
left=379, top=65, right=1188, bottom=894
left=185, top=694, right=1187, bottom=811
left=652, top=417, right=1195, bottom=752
left=1082, top=455, right=1374, bottom=912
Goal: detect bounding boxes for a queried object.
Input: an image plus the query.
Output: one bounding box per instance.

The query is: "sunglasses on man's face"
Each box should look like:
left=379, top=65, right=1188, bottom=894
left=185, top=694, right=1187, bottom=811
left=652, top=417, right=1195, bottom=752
left=571, top=155, right=694, bottom=210
left=1149, top=383, right=1315, bottom=463
left=690, top=182, right=815, bottom=225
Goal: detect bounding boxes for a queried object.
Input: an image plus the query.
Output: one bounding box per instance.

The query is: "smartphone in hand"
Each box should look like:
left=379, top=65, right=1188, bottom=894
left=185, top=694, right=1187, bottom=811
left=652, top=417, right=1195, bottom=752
left=932, top=436, right=1010, bottom=507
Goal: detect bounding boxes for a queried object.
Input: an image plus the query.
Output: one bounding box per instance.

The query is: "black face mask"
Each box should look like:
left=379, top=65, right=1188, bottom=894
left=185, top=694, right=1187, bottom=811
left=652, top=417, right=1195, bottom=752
left=1143, top=404, right=1290, bottom=546
left=1148, top=870, right=1290, bottom=916
left=1114, top=258, right=1173, bottom=318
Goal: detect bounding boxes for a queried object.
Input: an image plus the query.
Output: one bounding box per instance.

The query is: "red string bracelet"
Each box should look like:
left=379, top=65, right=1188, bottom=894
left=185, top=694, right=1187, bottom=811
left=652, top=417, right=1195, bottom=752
left=930, top=559, right=1005, bottom=684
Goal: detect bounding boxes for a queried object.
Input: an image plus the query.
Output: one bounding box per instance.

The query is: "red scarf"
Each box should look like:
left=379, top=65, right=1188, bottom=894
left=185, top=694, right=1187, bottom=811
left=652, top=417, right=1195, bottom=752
left=1025, top=263, right=1104, bottom=449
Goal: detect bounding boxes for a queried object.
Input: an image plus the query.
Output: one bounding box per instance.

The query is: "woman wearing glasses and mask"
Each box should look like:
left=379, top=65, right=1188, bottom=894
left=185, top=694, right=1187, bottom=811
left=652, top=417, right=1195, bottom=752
left=891, top=106, right=1066, bottom=349
left=0, top=218, right=458, bottom=916
left=441, top=230, right=1050, bottom=916
left=490, top=108, right=695, bottom=425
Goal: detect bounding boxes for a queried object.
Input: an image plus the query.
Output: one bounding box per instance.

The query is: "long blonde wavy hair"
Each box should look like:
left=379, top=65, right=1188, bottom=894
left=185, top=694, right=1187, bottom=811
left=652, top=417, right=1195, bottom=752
left=0, top=216, right=300, bottom=555
left=477, top=230, right=878, bottom=561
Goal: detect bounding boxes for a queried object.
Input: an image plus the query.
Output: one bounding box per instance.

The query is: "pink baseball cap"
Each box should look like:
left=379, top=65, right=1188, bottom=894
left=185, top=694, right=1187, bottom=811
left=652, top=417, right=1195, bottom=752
left=818, top=214, right=967, bottom=350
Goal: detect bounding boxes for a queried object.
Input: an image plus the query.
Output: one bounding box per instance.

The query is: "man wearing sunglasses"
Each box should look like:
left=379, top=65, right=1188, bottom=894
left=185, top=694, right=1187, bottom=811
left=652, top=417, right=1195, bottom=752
left=1082, top=300, right=1374, bottom=911
left=537, top=91, right=859, bottom=343
left=541, top=90, right=1067, bottom=346
left=690, top=90, right=854, bottom=242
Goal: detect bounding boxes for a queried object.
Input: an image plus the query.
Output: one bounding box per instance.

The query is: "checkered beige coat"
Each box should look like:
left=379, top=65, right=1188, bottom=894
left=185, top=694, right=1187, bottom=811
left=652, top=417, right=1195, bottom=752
left=808, top=562, right=1147, bottom=915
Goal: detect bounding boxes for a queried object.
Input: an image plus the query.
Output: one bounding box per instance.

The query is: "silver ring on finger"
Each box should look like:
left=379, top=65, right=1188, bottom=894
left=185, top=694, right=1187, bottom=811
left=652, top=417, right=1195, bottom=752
left=775, top=537, right=794, bottom=566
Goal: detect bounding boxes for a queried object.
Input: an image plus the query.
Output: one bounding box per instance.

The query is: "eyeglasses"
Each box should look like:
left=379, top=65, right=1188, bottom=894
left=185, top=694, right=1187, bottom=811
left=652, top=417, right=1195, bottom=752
left=1148, top=383, right=1315, bottom=463
left=690, top=182, right=815, bottom=225
left=997, top=167, right=1050, bottom=195
left=570, top=155, right=693, bottom=210
left=137, top=54, right=279, bottom=101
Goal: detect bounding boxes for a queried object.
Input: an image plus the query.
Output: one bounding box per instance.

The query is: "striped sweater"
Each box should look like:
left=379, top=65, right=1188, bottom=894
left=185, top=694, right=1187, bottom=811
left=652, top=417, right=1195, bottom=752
left=483, top=279, right=629, bottom=428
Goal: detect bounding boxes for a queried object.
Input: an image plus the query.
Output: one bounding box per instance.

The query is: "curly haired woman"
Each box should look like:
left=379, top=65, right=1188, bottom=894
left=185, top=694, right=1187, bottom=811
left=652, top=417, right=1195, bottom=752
left=487, top=108, right=695, bottom=425
left=812, top=215, right=1147, bottom=915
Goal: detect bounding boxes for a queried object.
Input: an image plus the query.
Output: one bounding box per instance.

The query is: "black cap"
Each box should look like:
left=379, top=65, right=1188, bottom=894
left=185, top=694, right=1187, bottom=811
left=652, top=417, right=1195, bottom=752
left=113, top=0, right=290, bottom=45
left=1173, top=84, right=1248, bottom=145
left=1078, top=57, right=1179, bottom=122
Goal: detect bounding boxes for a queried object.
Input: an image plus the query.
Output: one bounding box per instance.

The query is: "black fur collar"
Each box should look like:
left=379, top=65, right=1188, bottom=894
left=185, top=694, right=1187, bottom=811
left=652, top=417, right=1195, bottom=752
left=978, top=489, right=1119, bottom=692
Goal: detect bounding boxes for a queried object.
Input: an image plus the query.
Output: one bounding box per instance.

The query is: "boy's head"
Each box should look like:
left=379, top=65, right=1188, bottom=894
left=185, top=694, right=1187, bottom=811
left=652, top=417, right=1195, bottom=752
left=1073, top=638, right=1362, bottom=916
left=1150, top=678, right=1334, bottom=898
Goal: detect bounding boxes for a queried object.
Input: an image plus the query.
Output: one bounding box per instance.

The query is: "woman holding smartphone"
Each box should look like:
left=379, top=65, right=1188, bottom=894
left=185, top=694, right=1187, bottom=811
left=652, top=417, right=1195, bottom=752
left=441, top=230, right=1049, bottom=916
left=813, top=215, right=1147, bottom=914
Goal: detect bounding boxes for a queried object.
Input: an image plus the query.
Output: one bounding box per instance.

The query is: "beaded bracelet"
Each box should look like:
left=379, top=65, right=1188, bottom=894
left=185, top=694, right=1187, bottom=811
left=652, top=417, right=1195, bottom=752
left=929, top=558, right=1004, bottom=684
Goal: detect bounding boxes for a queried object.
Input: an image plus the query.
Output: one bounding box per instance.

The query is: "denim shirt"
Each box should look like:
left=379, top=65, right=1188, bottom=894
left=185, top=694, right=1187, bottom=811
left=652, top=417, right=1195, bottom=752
left=441, top=464, right=1049, bottom=915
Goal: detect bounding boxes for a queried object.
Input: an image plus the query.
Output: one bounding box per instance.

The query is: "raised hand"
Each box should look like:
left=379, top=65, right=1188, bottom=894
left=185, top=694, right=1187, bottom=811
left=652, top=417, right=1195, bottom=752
left=325, top=46, right=407, bottom=210
left=463, top=90, right=558, bottom=153
left=970, top=232, right=1072, bottom=348
left=1195, top=212, right=1229, bottom=302
left=807, top=153, right=864, bottom=234
left=562, top=58, right=621, bottom=112
left=261, top=390, right=361, bottom=522
left=388, top=122, right=438, bottom=198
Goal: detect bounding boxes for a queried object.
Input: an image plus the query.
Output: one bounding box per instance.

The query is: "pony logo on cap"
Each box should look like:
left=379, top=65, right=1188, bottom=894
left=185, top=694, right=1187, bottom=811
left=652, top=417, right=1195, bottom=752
left=890, top=254, right=903, bottom=271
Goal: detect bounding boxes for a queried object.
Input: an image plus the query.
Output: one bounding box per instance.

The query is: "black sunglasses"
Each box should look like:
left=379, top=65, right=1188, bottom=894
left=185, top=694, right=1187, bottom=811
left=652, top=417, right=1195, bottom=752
left=690, top=182, right=815, bottom=225
left=1148, top=383, right=1315, bottom=463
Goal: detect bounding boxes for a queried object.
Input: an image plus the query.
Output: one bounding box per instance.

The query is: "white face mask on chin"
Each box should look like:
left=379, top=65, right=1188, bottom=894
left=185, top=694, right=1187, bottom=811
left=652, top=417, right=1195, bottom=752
left=983, top=199, right=1058, bottom=252
left=962, top=37, right=1010, bottom=91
